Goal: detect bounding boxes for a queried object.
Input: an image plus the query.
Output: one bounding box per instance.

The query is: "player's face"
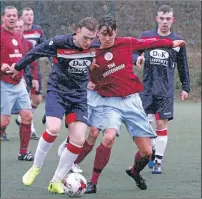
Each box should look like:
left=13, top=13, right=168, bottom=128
left=97, top=26, right=117, bottom=49
left=21, top=10, right=34, bottom=25
left=156, top=12, right=175, bottom=34
left=76, top=27, right=97, bottom=49
left=15, top=20, right=24, bottom=35
left=1, top=8, right=18, bottom=30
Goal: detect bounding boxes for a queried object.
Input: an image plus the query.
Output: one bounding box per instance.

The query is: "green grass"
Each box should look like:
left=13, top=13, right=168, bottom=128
left=1, top=101, right=201, bottom=198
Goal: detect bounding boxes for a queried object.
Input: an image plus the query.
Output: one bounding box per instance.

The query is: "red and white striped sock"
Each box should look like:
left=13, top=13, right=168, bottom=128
left=33, top=130, right=57, bottom=168
left=154, top=128, right=168, bottom=163
left=51, top=141, right=82, bottom=182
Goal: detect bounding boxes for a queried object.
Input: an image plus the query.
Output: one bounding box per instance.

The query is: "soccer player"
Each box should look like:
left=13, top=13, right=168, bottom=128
left=57, top=15, right=185, bottom=193
left=133, top=5, right=190, bottom=174
left=8, top=17, right=98, bottom=194
left=0, top=6, right=33, bottom=160
left=15, top=7, right=46, bottom=140
left=14, top=19, right=39, bottom=100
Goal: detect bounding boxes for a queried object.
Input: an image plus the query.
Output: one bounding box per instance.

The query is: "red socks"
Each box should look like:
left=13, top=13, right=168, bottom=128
left=74, top=140, right=94, bottom=164
left=90, top=143, right=111, bottom=185
left=19, top=123, right=31, bottom=154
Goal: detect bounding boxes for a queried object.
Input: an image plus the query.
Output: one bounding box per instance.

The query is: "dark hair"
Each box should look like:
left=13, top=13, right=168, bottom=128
left=78, top=17, right=98, bottom=32
left=20, top=7, right=33, bottom=16
left=157, top=5, right=173, bottom=15
left=98, top=15, right=117, bottom=34
left=2, top=6, right=18, bottom=16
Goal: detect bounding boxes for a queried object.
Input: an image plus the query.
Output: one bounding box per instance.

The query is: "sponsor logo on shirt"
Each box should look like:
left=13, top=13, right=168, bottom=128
left=150, top=49, right=169, bottom=59
left=103, top=63, right=125, bottom=77
left=69, top=59, right=91, bottom=69
left=149, top=49, right=169, bottom=67
left=9, top=53, right=23, bottom=58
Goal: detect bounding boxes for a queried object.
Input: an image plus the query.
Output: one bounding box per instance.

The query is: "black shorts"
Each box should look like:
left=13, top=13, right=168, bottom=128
left=45, top=90, right=88, bottom=125
left=24, top=66, right=43, bottom=95
left=140, top=94, right=174, bottom=121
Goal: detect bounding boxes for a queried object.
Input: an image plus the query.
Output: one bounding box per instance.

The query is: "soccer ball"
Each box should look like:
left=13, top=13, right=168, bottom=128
left=63, top=173, right=87, bottom=197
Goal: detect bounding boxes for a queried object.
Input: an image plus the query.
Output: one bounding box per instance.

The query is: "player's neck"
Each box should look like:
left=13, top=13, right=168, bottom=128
left=157, top=28, right=171, bottom=36
left=24, top=24, right=32, bottom=31
left=73, top=35, right=81, bottom=48
left=2, top=24, right=15, bottom=33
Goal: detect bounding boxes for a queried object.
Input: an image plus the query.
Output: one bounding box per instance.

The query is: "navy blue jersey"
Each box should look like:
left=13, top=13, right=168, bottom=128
left=133, top=29, right=190, bottom=97
left=15, top=34, right=98, bottom=103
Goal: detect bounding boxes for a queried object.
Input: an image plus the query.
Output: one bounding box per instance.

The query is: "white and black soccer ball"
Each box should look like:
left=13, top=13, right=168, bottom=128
left=63, top=173, right=87, bottom=197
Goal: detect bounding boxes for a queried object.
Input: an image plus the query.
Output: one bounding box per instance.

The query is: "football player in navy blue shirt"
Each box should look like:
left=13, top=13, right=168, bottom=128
left=133, top=5, right=190, bottom=174
left=9, top=17, right=99, bottom=194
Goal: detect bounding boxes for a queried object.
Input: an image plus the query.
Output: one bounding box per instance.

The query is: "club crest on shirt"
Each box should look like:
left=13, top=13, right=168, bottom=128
left=12, top=39, right=18, bottom=46
left=104, top=52, right=113, bottom=61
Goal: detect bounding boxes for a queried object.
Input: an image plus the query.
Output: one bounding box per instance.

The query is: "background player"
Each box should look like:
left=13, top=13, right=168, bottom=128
left=1, top=6, right=33, bottom=160
left=133, top=5, right=190, bottom=174
left=15, top=7, right=46, bottom=140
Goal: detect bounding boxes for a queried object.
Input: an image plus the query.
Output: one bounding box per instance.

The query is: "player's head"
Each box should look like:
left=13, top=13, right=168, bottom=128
left=21, top=7, right=34, bottom=26
left=1, top=6, right=18, bottom=31
left=75, top=17, right=98, bottom=49
left=15, top=18, right=24, bottom=36
left=97, top=15, right=117, bottom=49
left=156, top=5, right=175, bottom=34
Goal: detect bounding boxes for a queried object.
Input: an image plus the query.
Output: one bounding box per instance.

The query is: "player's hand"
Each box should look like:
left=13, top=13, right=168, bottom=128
left=90, top=59, right=99, bottom=71
left=32, top=80, right=39, bottom=91
left=6, top=63, right=19, bottom=75
left=87, top=81, right=96, bottom=90
left=173, top=40, right=186, bottom=47
left=1, top=63, right=11, bottom=72
left=180, top=90, right=189, bottom=101
left=136, top=55, right=145, bottom=68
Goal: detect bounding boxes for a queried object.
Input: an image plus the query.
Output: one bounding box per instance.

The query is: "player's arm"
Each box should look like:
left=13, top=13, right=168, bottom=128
left=129, top=37, right=184, bottom=51
left=14, top=38, right=58, bottom=72
left=176, top=45, right=190, bottom=93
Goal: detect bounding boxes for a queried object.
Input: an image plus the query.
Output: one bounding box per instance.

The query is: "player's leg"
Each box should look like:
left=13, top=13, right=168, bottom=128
left=49, top=105, right=88, bottom=194
left=147, top=114, right=156, bottom=168
left=16, top=83, right=33, bottom=160
left=0, top=80, right=20, bottom=141
left=72, top=104, right=104, bottom=171
left=57, top=105, right=101, bottom=173
left=0, top=115, right=11, bottom=141
left=85, top=128, right=117, bottom=194
left=72, top=126, right=99, bottom=172
left=139, top=94, right=156, bottom=168
left=123, top=93, right=156, bottom=190
left=29, top=72, right=43, bottom=140
left=22, top=91, right=64, bottom=186
left=85, top=106, right=121, bottom=194
left=57, top=126, right=99, bottom=173
left=152, top=96, right=173, bottom=174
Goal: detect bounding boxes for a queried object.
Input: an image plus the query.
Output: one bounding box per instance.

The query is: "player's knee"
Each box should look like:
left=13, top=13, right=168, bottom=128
left=69, top=134, right=85, bottom=146
left=89, top=126, right=99, bottom=138
left=102, top=131, right=116, bottom=148
left=156, top=119, right=168, bottom=129
left=20, top=110, right=33, bottom=124
left=140, top=147, right=152, bottom=157
left=1, top=116, right=10, bottom=127
left=46, top=125, right=60, bottom=135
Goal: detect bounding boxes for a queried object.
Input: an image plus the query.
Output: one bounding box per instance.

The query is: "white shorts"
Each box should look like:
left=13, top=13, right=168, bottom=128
left=87, top=90, right=156, bottom=138
left=1, top=80, right=32, bottom=115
